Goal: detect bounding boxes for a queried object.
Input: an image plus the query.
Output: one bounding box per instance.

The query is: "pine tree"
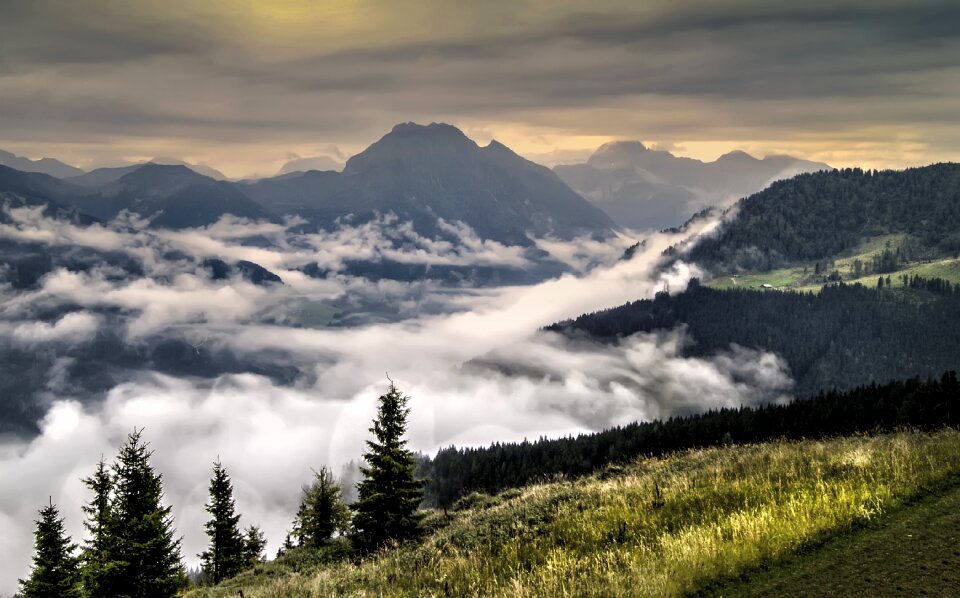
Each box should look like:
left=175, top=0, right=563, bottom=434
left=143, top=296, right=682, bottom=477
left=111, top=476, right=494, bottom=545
left=19, top=500, right=81, bottom=598
left=241, top=525, right=267, bottom=565
left=106, top=429, right=186, bottom=597
left=351, top=383, right=427, bottom=552
left=199, top=460, right=246, bottom=584
left=292, top=466, right=350, bottom=548
left=80, top=457, right=114, bottom=595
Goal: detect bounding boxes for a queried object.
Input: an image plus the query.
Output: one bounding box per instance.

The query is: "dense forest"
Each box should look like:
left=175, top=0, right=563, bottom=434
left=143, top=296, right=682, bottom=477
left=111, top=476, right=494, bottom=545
left=422, top=371, right=960, bottom=508
left=545, top=277, right=960, bottom=397
left=687, top=164, right=960, bottom=271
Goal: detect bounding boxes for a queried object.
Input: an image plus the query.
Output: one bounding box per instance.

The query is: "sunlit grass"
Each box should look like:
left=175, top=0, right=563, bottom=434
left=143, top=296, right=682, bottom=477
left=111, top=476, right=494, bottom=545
left=185, top=430, right=960, bottom=597
left=705, top=233, right=960, bottom=293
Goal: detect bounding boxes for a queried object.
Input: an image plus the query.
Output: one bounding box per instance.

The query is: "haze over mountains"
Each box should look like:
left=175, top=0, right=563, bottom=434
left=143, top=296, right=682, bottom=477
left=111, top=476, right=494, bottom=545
left=555, top=141, right=831, bottom=231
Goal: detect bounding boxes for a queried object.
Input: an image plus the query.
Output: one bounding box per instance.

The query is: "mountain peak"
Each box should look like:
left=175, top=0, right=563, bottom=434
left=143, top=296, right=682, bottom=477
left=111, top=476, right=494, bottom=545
left=587, top=141, right=650, bottom=168
left=388, top=121, right=468, bottom=138
left=344, top=122, right=477, bottom=175
left=117, top=163, right=210, bottom=189
left=716, top=149, right=759, bottom=163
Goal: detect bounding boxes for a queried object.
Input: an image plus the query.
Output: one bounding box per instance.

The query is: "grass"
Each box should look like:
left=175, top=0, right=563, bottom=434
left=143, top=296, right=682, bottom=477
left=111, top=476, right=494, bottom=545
left=706, top=234, right=960, bottom=293
left=708, top=479, right=960, bottom=596
left=185, top=430, right=960, bottom=597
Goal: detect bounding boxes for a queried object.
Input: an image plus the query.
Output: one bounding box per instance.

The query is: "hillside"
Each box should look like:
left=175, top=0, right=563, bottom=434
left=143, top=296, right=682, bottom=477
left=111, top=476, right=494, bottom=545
left=244, top=123, right=617, bottom=245
left=186, top=430, right=960, bottom=597
left=688, top=164, right=960, bottom=274
left=546, top=279, right=960, bottom=397
left=708, top=482, right=960, bottom=597
left=554, top=141, right=829, bottom=231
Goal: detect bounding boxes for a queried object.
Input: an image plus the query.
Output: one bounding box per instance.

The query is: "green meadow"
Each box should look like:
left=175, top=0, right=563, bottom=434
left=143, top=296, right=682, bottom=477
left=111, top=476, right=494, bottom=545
left=185, top=429, right=960, bottom=597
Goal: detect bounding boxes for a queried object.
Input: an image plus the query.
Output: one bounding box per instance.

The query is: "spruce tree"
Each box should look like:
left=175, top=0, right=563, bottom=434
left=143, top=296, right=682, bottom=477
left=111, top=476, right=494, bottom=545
left=351, top=383, right=427, bottom=552
left=107, top=429, right=186, bottom=597
left=199, top=460, right=246, bottom=584
left=241, top=525, right=267, bottom=565
left=80, top=457, right=114, bottom=595
left=292, top=466, right=350, bottom=548
left=19, top=500, right=81, bottom=598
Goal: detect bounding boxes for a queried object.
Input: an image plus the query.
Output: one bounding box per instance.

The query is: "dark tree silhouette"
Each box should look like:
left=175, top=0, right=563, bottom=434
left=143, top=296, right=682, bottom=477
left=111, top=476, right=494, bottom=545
left=242, top=525, right=268, bottom=566
left=19, top=500, right=81, bottom=597
left=200, top=460, right=246, bottom=584
left=80, top=457, right=114, bottom=595
left=352, top=383, right=427, bottom=552
left=104, top=429, right=186, bottom=597
left=292, top=466, right=350, bottom=548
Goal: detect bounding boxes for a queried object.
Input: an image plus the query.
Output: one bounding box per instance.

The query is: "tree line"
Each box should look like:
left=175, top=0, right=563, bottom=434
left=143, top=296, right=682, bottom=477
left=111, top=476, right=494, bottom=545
left=18, top=383, right=426, bottom=597
left=422, top=371, right=960, bottom=508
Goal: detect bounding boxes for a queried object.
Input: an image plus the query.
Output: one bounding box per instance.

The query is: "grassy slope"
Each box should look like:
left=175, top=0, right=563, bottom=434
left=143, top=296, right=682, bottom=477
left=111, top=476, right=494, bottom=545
left=708, top=481, right=960, bottom=597
left=186, top=430, right=960, bottom=597
left=706, top=234, right=960, bottom=293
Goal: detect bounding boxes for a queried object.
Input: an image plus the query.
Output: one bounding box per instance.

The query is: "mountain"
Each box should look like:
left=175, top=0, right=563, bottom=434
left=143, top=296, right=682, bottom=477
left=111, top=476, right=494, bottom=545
left=277, top=155, right=343, bottom=175
left=244, top=122, right=617, bottom=245
left=0, top=149, right=84, bottom=178
left=60, top=164, right=274, bottom=228
left=554, top=141, right=830, bottom=231
left=65, top=164, right=146, bottom=187
left=150, top=157, right=229, bottom=180
left=0, top=165, right=95, bottom=223
left=687, top=164, right=960, bottom=272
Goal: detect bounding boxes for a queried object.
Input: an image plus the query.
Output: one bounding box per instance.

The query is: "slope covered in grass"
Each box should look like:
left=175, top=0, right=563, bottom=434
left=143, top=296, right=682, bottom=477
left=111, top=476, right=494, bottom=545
left=707, top=481, right=960, bottom=597
left=186, top=430, right=960, bottom=597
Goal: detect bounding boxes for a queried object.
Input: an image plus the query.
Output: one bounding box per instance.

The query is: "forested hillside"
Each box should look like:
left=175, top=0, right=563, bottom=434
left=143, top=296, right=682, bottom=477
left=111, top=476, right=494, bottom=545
left=688, top=164, right=960, bottom=272
left=546, top=277, right=960, bottom=397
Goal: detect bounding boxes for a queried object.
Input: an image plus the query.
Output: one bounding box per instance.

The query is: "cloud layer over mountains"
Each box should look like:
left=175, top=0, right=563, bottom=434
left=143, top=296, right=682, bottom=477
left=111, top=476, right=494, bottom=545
left=2, top=1, right=958, bottom=172
left=0, top=206, right=794, bottom=593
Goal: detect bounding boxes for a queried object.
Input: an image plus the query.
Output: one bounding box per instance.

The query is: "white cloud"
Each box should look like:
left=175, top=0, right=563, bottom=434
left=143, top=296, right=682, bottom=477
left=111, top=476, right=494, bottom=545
left=0, top=204, right=790, bottom=593
left=9, top=312, right=100, bottom=345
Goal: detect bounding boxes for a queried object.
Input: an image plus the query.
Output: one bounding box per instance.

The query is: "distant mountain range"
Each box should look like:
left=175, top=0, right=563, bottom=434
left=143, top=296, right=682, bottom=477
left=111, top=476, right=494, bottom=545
left=242, top=122, right=616, bottom=245
left=276, top=155, right=343, bottom=176
left=68, top=164, right=273, bottom=228
left=0, top=124, right=617, bottom=244
left=0, top=149, right=84, bottom=179
left=555, top=141, right=830, bottom=231
left=0, top=128, right=838, bottom=239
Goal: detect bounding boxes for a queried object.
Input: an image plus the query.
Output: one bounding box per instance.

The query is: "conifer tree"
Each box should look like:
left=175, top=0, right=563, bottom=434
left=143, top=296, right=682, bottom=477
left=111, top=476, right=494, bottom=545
left=80, top=457, right=114, bottom=595
left=351, top=383, right=427, bottom=552
left=19, top=500, right=81, bottom=598
left=106, top=429, right=186, bottom=597
left=241, top=525, right=267, bottom=565
left=292, top=466, right=350, bottom=548
left=200, top=460, right=246, bottom=584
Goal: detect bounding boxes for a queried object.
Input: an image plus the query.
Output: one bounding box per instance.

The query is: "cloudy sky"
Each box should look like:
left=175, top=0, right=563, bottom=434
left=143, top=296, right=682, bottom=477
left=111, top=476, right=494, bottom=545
left=1, top=0, right=959, bottom=176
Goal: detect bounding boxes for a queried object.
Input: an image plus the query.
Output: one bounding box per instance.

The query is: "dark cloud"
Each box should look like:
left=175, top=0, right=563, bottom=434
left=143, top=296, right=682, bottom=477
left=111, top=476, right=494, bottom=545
left=0, top=0, right=957, bottom=174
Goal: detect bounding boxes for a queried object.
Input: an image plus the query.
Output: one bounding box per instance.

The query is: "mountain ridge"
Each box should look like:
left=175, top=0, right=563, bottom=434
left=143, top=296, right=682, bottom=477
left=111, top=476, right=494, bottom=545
left=556, top=141, right=830, bottom=231
left=0, top=149, right=85, bottom=179
left=244, top=122, right=617, bottom=245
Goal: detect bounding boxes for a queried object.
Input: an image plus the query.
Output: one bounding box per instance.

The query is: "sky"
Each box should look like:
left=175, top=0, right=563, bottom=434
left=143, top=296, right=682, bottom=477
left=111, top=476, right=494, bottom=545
left=1, top=0, right=959, bottom=177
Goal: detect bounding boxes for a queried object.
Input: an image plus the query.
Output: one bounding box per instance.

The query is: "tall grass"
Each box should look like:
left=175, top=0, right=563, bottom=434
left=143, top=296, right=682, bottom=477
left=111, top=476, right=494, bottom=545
left=187, top=430, right=960, bottom=597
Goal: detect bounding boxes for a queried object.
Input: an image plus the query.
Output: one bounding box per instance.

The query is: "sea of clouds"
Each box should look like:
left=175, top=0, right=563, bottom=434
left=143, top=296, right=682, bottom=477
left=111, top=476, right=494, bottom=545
left=0, top=207, right=791, bottom=593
